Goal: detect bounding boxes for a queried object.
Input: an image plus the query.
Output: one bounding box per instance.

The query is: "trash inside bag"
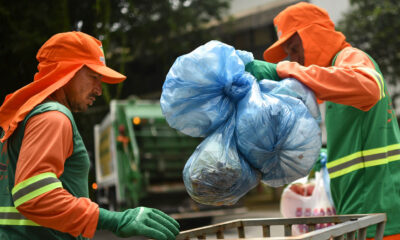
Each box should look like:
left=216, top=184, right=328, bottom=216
left=183, top=117, right=261, bottom=206
left=161, top=40, right=321, bottom=205
left=236, top=81, right=321, bottom=187
left=259, top=78, right=321, bottom=122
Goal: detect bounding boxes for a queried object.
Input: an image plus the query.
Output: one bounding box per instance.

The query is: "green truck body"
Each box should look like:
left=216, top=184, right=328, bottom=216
left=94, top=98, right=205, bottom=212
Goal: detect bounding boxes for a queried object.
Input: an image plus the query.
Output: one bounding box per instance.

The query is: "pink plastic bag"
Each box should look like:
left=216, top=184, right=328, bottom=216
left=280, top=170, right=335, bottom=235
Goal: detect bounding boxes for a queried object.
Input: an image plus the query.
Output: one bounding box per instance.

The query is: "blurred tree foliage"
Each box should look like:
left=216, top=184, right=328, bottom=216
left=337, top=0, right=400, bottom=90
left=0, top=0, right=230, bottom=103
left=0, top=0, right=230, bottom=185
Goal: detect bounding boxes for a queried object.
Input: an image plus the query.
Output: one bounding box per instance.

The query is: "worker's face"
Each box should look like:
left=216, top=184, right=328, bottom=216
left=282, top=33, right=304, bottom=65
left=63, top=66, right=103, bottom=112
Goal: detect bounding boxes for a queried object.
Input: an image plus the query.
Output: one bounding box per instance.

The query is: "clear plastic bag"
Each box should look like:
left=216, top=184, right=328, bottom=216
left=183, top=117, right=261, bottom=205
left=280, top=168, right=336, bottom=235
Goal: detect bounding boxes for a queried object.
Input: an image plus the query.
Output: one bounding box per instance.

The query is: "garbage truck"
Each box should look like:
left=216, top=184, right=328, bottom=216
left=93, top=97, right=245, bottom=228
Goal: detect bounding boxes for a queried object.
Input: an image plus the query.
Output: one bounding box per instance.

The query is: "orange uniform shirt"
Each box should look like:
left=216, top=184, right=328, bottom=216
left=277, top=47, right=381, bottom=111
left=14, top=111, right=99, bottom=238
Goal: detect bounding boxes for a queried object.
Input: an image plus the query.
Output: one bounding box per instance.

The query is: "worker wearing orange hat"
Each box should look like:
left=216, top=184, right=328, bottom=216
left=245, top=2, right=400, bottom=239
left=0, top=31, right=179, bottom=239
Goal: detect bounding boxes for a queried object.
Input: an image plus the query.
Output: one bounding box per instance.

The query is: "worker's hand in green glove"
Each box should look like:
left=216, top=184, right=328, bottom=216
left=245, top=60, right=281, bottom=81
left=97, top=207, right=180, bottom=240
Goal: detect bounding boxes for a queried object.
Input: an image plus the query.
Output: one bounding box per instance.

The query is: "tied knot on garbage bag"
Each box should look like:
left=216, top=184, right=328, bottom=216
left=161, top=40, right=254, bottom=138
left=161, top=40, right=322, bottom=206
left=223, top=73, right=253, bottom=103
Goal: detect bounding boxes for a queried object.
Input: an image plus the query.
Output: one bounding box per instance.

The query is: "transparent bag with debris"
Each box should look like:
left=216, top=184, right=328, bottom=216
left=280, top=167, right=336, bottom=235
left=183, top=116, right=261, bottom=206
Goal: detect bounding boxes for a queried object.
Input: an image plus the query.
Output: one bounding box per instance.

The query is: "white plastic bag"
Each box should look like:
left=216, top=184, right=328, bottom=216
left=280, top=169, right=335, bottom=235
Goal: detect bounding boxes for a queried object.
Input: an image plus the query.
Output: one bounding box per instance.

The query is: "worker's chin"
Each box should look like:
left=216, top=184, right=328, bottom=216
left=72, top=105, right=89, bottom=113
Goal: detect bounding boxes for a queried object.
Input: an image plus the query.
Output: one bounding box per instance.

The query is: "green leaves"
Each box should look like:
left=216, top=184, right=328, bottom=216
left=0, top=0, right=231, bottom=103
left=91, top=0, right=230, bottom=101
left=338, top=0, right=400, bottom=87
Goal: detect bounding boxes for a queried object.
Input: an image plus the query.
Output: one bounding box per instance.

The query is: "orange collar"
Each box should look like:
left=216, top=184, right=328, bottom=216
left=0, top=31, right=126, bottom=142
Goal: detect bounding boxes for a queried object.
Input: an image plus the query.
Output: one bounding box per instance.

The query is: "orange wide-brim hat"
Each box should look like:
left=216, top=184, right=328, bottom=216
left=262, top=2, right=351, bottom=105
left=263, top=2, right=337, bottom=64
left=0, top=31, right=126, bottom=142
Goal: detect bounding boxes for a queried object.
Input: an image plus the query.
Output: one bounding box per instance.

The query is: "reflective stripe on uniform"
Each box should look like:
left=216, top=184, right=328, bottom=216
left=0, top=207, right=39, bottom=226
left=327, top=143, right=400, bottom=179
left=357, top=67, right=385, bottom=99
left=11, top=172, right=63, bottom=207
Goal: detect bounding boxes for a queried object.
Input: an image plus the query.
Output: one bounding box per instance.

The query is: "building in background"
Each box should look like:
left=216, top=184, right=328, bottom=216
left=212, top=0, right=350, bottom=60
left=209, top=0, right=298, bottom=60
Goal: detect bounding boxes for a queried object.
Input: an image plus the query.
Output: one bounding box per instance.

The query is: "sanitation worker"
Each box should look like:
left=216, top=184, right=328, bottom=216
left=245, top=2, right=400, bottom=239
left=0, top=31, right=179, bottom=240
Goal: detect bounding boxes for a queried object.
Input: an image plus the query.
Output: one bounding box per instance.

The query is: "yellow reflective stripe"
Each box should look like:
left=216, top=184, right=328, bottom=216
left=328, top=144, right=400, bottom=179
left=330, top=162, right=364, bottom=179
left=363, top=143, right=400, bottom=155
left=330, top=157, right=400, bottom=179
left=12, top=172, right=57, bottom=195
left=327, top=151, right=362, bottom=168
left=0, top=207, right=39, bottom=226
left=357, top=67, right=385, bottom=99
left=328, top=143, right=400, bottom=168
left=0, top=207, right=18, bottom=212
left=12, top=172, right=62, bottom=207
left=13, top=182, right=62, bottom=208
left=0, top=219, right=39, bottom=226
left=389, top=154, right=400, bottom=162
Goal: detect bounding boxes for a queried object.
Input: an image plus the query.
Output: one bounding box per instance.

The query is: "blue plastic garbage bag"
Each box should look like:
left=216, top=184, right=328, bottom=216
left=161, top=40, right=321, bottom=205
left=235, top=80, right=322, bottom=187
left=258, top=78, right=321, bottom=122
left=183, top=116, right=261, bottom=206
left=160, top=40, right=254, bottom=137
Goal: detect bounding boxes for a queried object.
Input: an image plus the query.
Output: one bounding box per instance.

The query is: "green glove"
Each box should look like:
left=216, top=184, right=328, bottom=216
left=245, top=60, right=281, bottom=81
left=97, top=207, right=180, bottom=240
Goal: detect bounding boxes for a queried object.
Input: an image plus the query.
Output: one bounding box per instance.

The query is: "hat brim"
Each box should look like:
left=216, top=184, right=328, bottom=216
left=86, top=64, right=126, bottom=84
left=263, top=31, right=296, bottom=63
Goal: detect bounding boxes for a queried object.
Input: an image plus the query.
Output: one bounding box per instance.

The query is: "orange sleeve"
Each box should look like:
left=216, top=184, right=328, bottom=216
left=276, top=47, right=382, bottom=111
left=15, top=111, right=99, bottom=238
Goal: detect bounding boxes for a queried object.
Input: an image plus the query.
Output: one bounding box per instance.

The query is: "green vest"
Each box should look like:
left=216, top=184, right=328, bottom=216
left=0, top=102, right=91, bottom=240
left=326, top=52, right=400, bottom=237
